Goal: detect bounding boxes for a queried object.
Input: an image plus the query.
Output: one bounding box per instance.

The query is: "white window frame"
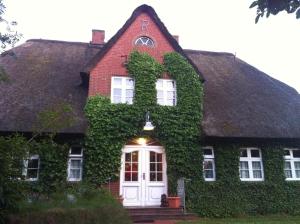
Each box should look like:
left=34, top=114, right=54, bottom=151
left=284, top=148, right=300, bottom=181
left=156, top=79, right=177, bottom=106
left=239, top=148, right=264, bottom=181
left=23, top=154, right=40, bottom=181
left=67, top=146, right=83, bottom=182
left=111, top=76, right=134, bottom=104
left=134, top=36, right=155, bottom=47
left=203, top=146, right=216, bottom=181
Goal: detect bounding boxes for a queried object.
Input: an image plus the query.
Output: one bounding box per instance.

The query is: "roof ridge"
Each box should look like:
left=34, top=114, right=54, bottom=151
left=184, top=49, right=234, bottom=57
left=27, top=39, right=104, bottom=48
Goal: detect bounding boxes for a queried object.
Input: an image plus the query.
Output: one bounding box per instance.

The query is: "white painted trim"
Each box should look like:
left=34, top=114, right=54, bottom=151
left=120, top=145, right=167, bottom=207
left=111, top=76, right=134, bottom=104
left=284, top=148, right=300, bottom=181
left=239, top=148, right=264, bottom=181
left=156, top=79, right=177, bottom=106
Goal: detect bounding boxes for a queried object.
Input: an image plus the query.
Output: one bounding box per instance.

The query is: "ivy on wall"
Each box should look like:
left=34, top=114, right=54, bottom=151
left=84, top=51, right=204, bottom=194
left=84, top=50, right=300, bottom=217
left=187, top=144, right=300, bottom=217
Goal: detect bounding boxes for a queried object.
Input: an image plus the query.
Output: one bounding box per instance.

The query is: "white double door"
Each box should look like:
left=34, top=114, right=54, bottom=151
left=120, top=145, right=167, bottom=207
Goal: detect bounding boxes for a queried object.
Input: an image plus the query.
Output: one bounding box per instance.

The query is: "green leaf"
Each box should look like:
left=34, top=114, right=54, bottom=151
left=296, top=8, right=300, bottom=18
left=249, top=1, right=258, bottom=8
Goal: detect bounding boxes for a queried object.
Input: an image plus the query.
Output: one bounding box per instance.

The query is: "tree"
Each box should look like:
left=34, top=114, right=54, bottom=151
left=250, top=0, right=300, bottom=23
left=0, top=0, right=22, bottom=50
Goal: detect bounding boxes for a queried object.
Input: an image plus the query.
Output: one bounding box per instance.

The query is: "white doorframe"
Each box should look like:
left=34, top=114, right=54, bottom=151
left=120, top=145, right=167, bottom=207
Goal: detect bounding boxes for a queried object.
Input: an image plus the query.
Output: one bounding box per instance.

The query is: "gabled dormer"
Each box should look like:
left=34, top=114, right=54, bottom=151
left=82, top=4, right=203, bottom=97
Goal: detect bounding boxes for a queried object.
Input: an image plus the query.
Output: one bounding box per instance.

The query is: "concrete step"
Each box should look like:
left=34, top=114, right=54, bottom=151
left=125, top=207, right=197, bottom=223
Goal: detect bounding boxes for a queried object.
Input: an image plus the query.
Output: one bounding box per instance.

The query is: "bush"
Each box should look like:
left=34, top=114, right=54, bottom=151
left=9, top=184, right=132, bottom=224
left=8, top=206, right=131, bottom=224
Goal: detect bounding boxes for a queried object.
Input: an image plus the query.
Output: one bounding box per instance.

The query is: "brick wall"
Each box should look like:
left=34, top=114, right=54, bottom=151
left=88, top=12, right=175, bottom=97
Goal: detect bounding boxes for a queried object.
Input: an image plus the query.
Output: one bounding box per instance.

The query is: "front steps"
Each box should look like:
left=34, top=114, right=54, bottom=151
left=126, top=207, right=197, bottom=223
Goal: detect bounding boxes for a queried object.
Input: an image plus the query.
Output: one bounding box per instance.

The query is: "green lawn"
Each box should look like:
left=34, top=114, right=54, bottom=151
left=178, top=215, right=300, bottom=224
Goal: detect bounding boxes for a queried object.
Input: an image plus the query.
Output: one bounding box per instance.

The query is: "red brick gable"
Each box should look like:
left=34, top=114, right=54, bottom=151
left=88, top=12, right=176, bottom=97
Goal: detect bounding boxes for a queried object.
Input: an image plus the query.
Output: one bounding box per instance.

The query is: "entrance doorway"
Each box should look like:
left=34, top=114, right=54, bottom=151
left=120, top=145, right=167, bottom=206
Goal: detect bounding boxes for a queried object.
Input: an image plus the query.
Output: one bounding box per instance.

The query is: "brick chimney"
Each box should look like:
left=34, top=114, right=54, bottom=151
left=91, top=30, right=105, bottom=45
left=172, top=35, right=179, bottom=43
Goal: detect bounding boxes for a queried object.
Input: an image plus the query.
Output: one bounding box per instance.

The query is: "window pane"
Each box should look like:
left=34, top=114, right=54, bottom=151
left=150, top=152, right=155, bottom=162
left=240, top=161, right=249, bottom=170
left=157, top=173, right=163, bottom=181
left=126, top=79, right=134, bottom=88
left=113, top=78, right=122, bottom=86
left=28, top=159, right=39, bottom=169
left=156, top=80, right=163, bottom=89
left=157, top=154, right=162, bottom=162
left=157, top=163, right=162, bottom=171
left=167, top=99, right=174, bottom=106
left=126, top=89, right=133, bottom=97
left=204, top=170, right=214, bottom=178
left=166, top=81, right=175, bottom=89
left=204, top=148, right=213, bottom=156
left=294, top=162, right=300, bottom=169
left=132, top=151, right=138, bottom=162
left=125, top=172, right=131, bottom=181
left=157, top=90, right=163, bottom=98
left=240, top=149, right=247, bottom=157
left=125, top=97, right=133, bottom=104
left=296, top=170, right=300, bottom=178
left=167, top=91, right=175, bottom=99
left=150, top=172, right=156, bottom=181
left=113, top=96, right=122, bottom=103
left=150, top=163, right=155, bottom=171
left=252, top=161, right=261, bottom=169
left=125, top=153, right=131, bottom=162
left=70, top=169, right=80, bottom=179
left=132, top=172, right=138, bottom=181
left=27, top=169, right=38, bottom=179
left=253, top=170, right=262, bottom=178
left=251, top=149, right=260, bottom=158
left=125, top=163, right=131, bottom=171
left=284, top=150, right=290, bottom=156
left=71, top=160, right=81, bottom=169
left=285, top=161, right=291, bottom=169
left=293, top=150, right=300, bottom=158
left=204, top=161, right=213, bottom=169
left=132, top=163, right=138, bottom=171
left=113, top=88, right=122, bottom=96
left=285, top=170, right=292, bottom=178
left=240, top=170, right=249, bottom=178
left=70, top=146, right=82, bottom=155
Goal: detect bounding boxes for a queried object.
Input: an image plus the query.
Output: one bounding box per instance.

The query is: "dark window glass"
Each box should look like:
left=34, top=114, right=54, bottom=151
left=28, top=159, right=39, bottom=169
left=70, top=146, right=82, bottom=155
left=293, top=150, right=300, bottom=158
left=240, top=149, right=247, bottom=157
left=204, top=148, right=212, bottom=156
left=251, top=149, right=260, bottom=158
left=132, top=172, right=138, bottom=181
left=157, top=173, right=163, bottom=181
left=284, top=150, right=290, bottom=156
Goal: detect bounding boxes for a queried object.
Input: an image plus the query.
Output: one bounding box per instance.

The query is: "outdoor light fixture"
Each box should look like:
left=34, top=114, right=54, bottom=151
left=137, top=137, right=147, bottom=146
left=143, top=111, right=155, bottom=131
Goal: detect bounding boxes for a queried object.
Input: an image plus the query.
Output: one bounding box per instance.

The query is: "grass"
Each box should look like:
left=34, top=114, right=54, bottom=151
left=178, top=215, right=300, bottom=224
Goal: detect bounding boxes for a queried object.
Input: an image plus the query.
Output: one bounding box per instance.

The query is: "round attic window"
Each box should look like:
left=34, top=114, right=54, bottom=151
left=134, top=36, right=155, bottom=47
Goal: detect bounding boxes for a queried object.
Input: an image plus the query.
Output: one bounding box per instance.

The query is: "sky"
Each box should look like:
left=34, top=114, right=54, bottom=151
left=4, top=0, right=300, bottom=93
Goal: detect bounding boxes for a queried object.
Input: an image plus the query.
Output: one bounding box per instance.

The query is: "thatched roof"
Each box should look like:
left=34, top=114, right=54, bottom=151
left=0, top=39, right=101, bottom=134
left=0, top=39, right=299, bottom=139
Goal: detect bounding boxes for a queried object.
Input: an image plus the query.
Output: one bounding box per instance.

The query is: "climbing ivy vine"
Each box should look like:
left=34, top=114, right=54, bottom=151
left=84, top=51, right=204, bottom=194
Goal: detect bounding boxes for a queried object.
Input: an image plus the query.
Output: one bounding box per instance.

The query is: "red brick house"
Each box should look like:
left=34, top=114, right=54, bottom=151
left=0, top=5, right=299, bottom=212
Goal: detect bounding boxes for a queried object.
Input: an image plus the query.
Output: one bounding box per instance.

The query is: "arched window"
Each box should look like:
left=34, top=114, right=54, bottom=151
left=134, top=36, right=155, bottom=47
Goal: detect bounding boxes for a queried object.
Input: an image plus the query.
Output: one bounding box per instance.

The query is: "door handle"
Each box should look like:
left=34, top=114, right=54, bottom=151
left=143, top=173, right=145, bottom=180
